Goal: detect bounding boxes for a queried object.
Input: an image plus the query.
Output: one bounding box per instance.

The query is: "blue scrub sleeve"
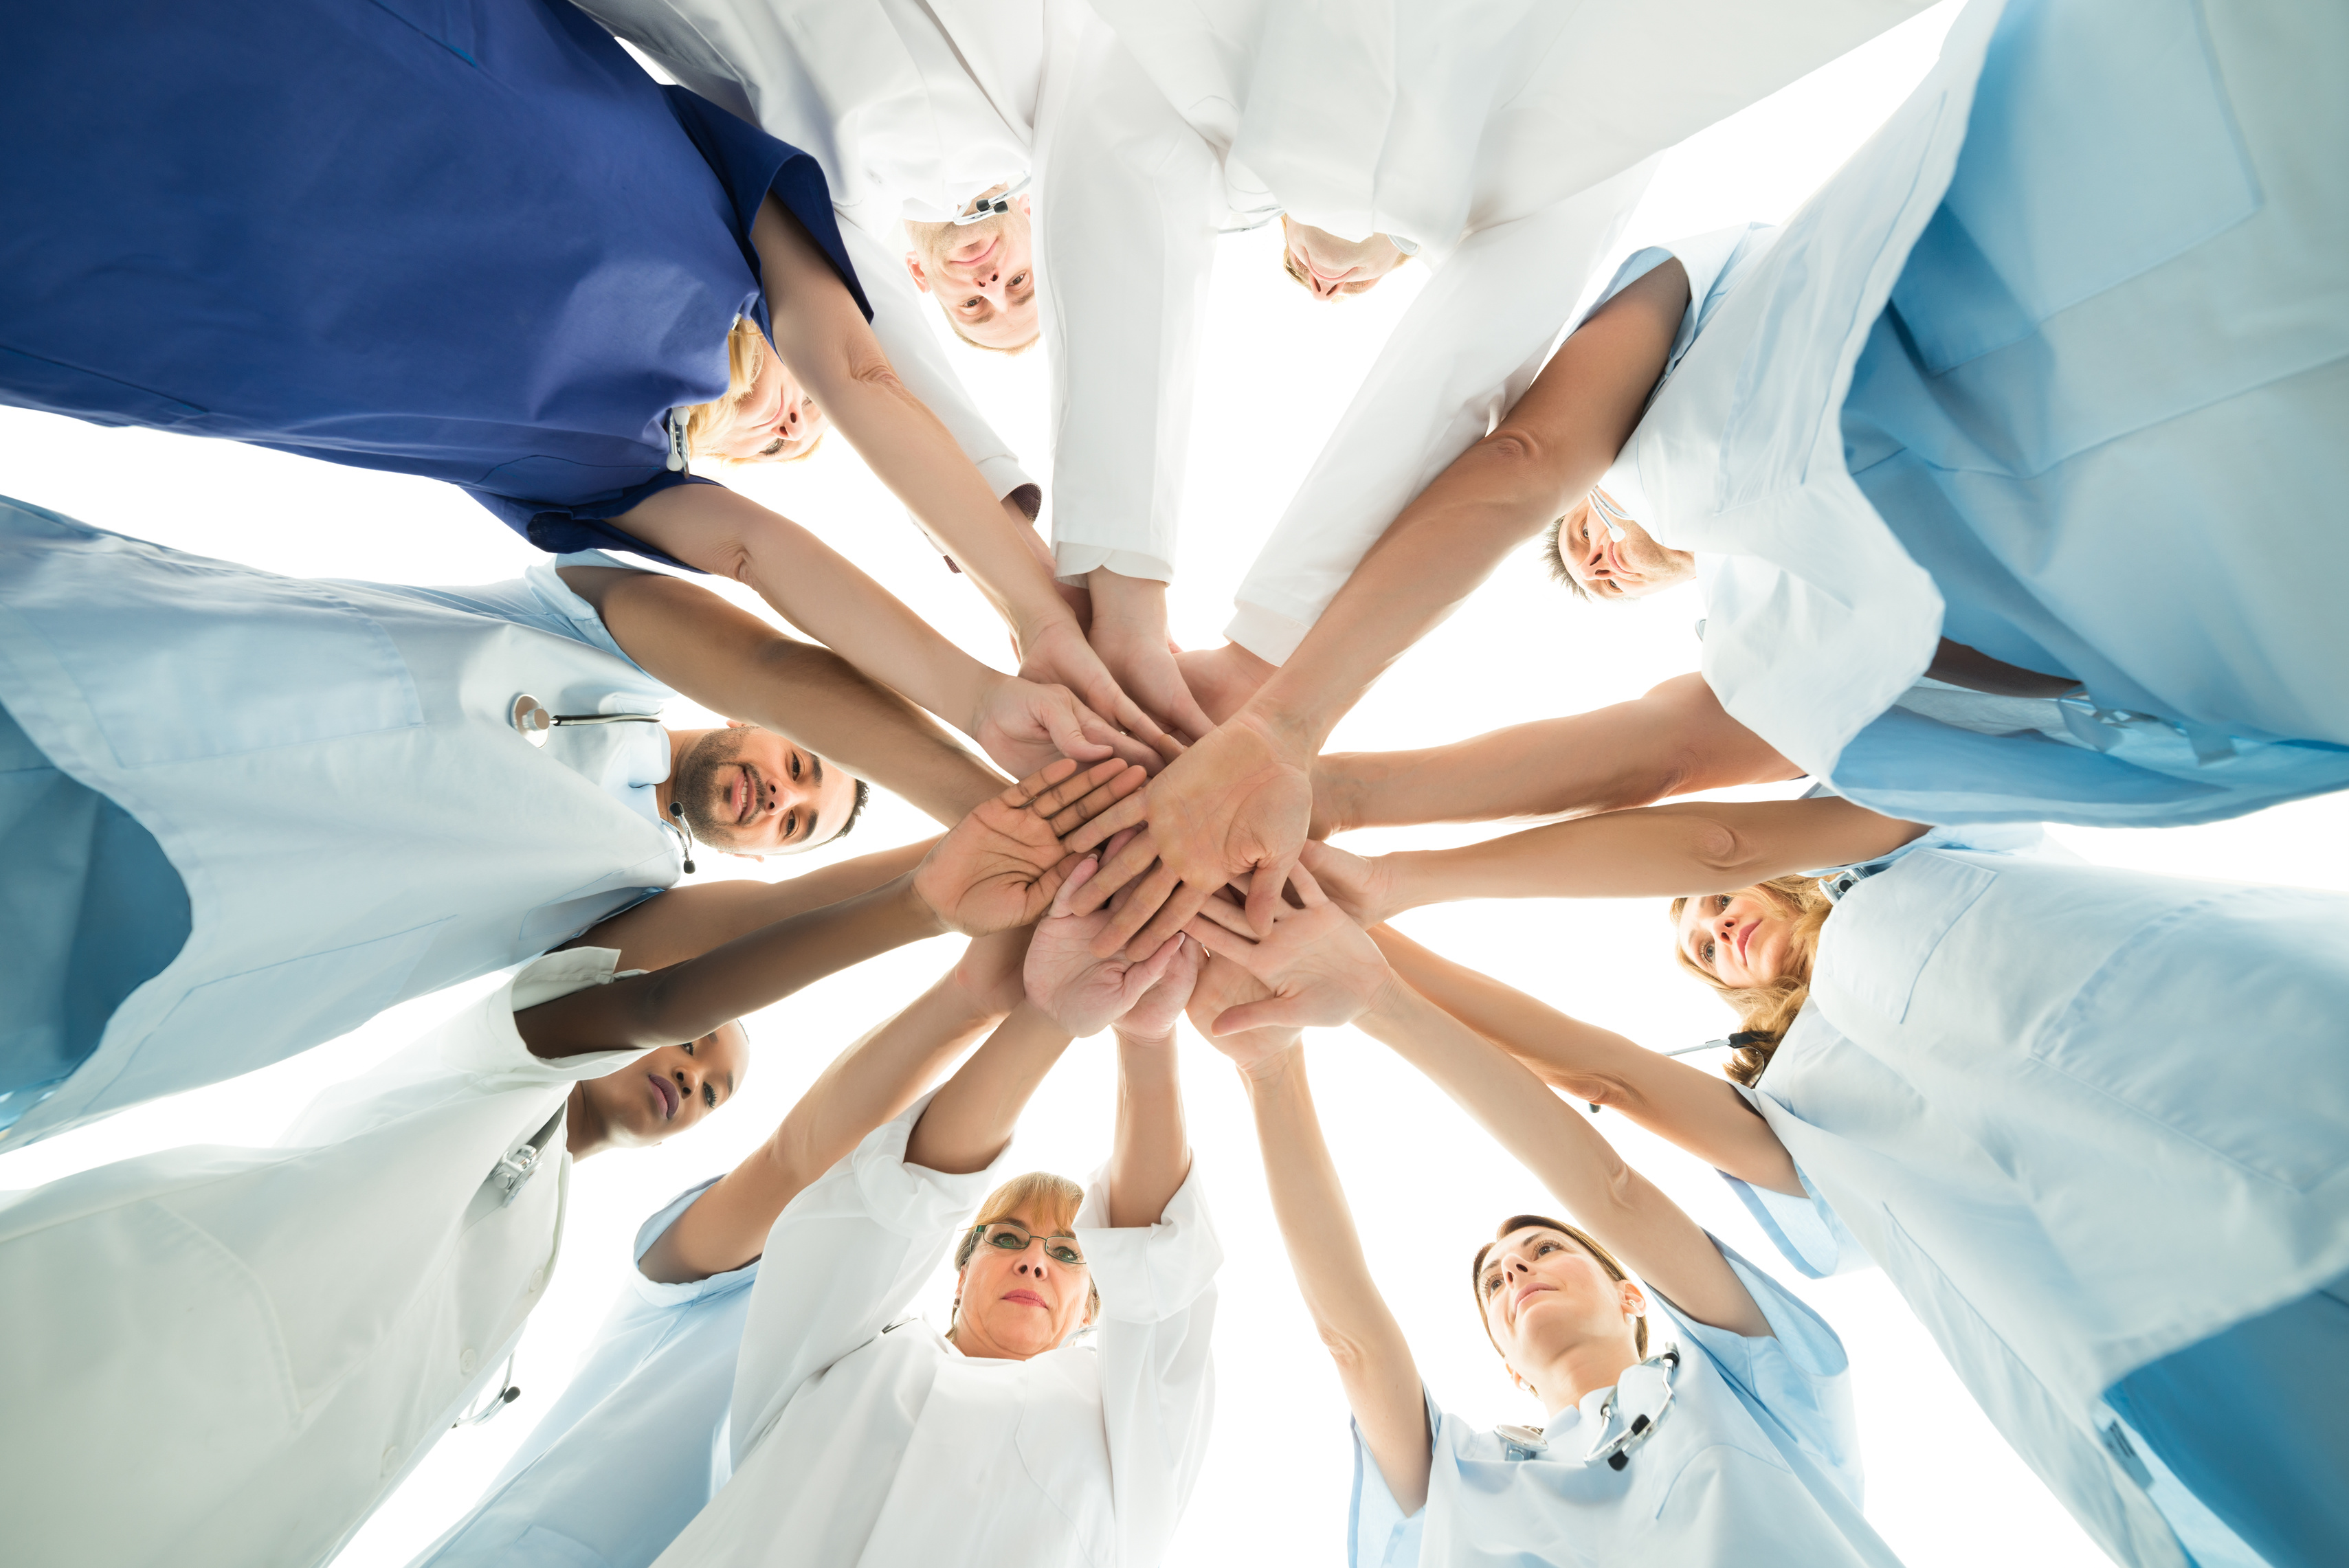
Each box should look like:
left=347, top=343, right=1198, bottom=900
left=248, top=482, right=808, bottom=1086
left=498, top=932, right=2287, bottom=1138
left=1346, top=1392, right=1438, bottom=1568
left=632, top=1176, right=761, bottom=1308
left=471, top=472, right=717, bottom=568
left=661, top=87, right=872, bottom=326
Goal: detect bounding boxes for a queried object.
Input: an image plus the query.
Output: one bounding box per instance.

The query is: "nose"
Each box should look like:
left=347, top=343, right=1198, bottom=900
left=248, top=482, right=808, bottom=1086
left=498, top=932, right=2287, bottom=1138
left=671, top=1062, right=703, bottom=1110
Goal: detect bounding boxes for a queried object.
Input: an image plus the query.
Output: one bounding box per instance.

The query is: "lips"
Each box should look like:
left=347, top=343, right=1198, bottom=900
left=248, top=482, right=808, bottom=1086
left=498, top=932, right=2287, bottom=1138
left=1512, top=1281, right=1555, bottom=1321
left=1736, top=922, right=1754, bottom=967
left=731, top=766, right=757, bottom=827
left=647, top=1072, right=680, bottom=1121
left=1001, top=1288, right=1048, bottom=1309
left=950, top=234, right=1000, bottom=274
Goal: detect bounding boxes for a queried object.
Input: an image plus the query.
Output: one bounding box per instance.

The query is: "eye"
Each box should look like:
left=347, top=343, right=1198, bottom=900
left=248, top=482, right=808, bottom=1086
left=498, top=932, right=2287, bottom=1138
left=1047, top=1242, right=1084, bottom=1266
left=789, top=752, right=801, bottom=781
left=681, top=1040, right=695, bottom=1056
left=988, top=1228, right=1028, bottom=1251
left=1482, top=1270, right=1504, bottom=1297
left=758, top=437, right=785, bottom=458
left=1535, top=1240, right=1559, bottom=1256
left=783, top=811, right=797, bottom=841
left=702, top=1082, right=717, bottom=1108
left=1700, top=939, right=1716, bottom=964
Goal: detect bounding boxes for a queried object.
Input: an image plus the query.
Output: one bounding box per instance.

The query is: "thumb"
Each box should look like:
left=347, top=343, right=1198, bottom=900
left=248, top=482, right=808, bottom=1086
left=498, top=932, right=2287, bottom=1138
left=1243, top=851, right=1299, bottom=937
left=1049, top=855, right=1100, bottom=918
left=1210, top=994, right=1314, bottom=1037
left=1120, top=934, right=1183, bottom=1003
left=1038, top=689, right=1113, bottom=762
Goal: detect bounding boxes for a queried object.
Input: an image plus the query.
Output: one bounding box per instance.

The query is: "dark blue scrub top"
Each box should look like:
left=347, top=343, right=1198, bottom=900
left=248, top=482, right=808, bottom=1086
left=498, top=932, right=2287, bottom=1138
left=0, top=0, right=869, bottom=563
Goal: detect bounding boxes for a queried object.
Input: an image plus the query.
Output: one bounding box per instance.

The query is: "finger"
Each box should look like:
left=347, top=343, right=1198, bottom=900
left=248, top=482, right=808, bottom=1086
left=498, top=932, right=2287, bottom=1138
left=1026, top=757, right=1131, bottom=817
left=1049, top=854, right=1100, bottom=918
left=1062, top=790, right=1148, bottom=855
left=1003, top=757, right=1082, bottom=809
left=1084, top=715, right=1166, bottom=772
left=1184, top=893, right=1255, bottom=939
left=1150, top=730, right=1185, bottom=766
left=1100, top=825, right=1142, bottom=865
left=1244, top=852, right=1301, bottom=937
left=1038, top=696, right=1116, bottom=767
left=1287, top=861, right=1329, bottom=908
left=1120, top=881, right=1212, bottom=960
left=1083, top=821, right=1162, bottom=899
left=1180, top=915, right=1258, bottom=963
left=1119, top=934, right=1183, bottom=1003
left=1210, top=996, right=1313, bottom=1037
left=1090, top=862, right=1182, bottom=954
left=1045, top=765, right=1148, bottom=838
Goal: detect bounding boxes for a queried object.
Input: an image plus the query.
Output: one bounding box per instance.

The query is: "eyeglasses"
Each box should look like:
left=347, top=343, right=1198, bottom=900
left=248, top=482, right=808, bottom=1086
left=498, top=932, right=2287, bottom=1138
left=974, top=1220, right=1084, bottom=1267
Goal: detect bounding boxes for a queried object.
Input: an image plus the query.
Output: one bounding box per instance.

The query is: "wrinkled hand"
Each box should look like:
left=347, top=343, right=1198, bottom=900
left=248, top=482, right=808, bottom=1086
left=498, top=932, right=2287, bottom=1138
left=1088, top=608, right=1215, bottom=746
left=952, top=925, right=1036, bottom=1016
left=973, top=673, right=1161, bottom=777
left=1296, top=840, right=1399, bottom=928
left=1062, top=713, right=1314, bottom=957
left=915, top=758, right=1145, bottom=934
left=1179, top=864, right=1392, bottom=1036
left=1023, top=858, right=1190, bottom=1037
left=1019, top=616, right=1183, bottom=772
left=1115, top=928, right=1201, bottom=1041
left=1183, top=953, right=1300, bottom=1077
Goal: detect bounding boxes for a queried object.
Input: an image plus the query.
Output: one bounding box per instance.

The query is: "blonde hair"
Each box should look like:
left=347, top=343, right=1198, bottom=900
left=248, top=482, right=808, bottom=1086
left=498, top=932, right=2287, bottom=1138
left=1666, top=875, right=1835, bottom=1085
left=1471, top=1213, right=1649, bottom=1367
left=952, top=1171, right=1098, bottom=1323
left=678, top=318, right=823, bottom=464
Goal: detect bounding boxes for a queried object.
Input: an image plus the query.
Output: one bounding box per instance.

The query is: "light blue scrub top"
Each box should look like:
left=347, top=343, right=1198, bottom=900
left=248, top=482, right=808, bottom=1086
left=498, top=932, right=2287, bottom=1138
left=412, top=1178, right=759, bottom=1568
left=1348, top=1239, right=1902, bottom=1568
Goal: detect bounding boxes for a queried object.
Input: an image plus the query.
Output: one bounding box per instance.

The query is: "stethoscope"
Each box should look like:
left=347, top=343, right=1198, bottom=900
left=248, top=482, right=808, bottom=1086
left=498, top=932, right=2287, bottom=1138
left=1587, top=485, right=1632, bottom=542
left=950, top=172, right=1032, bottom=225
left=1495, top=1346, right=1682, bottom=1470
left=508, top=693, right=698, bottom=873
left=1586, top=1035, right=1761, bottom=1114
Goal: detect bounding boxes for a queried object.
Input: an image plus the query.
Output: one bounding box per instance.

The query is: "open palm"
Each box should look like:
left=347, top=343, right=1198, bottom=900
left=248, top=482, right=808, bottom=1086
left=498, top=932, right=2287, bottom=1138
left=1184, top=953, right=1300, bottom=1075
left=1179, top=865, right=1390, bottom=1036
left=915, top=759, right=1143, bottom=934
left=1024, top=859, right=1189, bottom=1037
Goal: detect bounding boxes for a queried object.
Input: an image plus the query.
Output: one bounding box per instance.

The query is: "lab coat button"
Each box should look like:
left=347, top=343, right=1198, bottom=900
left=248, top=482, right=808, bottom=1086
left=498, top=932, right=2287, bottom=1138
left=528, top=1267, right=546, bottom=1292
left=458, top=1347, right=478, bottom=1376
left=379, top=1445, right=400, bottom=1477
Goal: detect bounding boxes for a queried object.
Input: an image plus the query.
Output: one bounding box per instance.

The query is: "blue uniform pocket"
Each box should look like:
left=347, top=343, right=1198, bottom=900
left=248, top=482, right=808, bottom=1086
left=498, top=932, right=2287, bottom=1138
left=1818, top=852, right=2000, bottom=1025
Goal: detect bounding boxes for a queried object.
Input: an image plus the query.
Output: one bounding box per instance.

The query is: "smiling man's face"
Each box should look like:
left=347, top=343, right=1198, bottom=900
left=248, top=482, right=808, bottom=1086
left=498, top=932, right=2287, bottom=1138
left=669, top=724, right=858, bottom=855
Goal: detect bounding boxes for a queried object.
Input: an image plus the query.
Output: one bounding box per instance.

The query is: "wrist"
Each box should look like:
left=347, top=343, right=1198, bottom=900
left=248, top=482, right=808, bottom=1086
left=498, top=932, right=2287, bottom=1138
left=1113, top=1022, right=1179, bottom=1051
left=898, top=869, right=951, bottom=939
left=1310, top=754, right=1364, bottom=837
left=1237, top=1038, right=1307, bottom=1090
left=1085, top=568, right=1170, bottom=628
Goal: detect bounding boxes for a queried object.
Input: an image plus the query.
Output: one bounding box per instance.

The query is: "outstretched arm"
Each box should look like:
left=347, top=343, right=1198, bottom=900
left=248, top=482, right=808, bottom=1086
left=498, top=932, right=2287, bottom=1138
left=1188, top=961, right=1430, bottom=1514
left=571, top=838, right=933, bottom=973
left=1304, top=798, right=1925, bottom=923
left=1368, top=925, right=1799, bottom=1195
left=1066, top=261, right=1693, bottom=950
left=639, top=928, right=1032, bottom=1284
left=559, top=565, right=1002, bottom=826
left=1312, top=673, right=1799, bottom=836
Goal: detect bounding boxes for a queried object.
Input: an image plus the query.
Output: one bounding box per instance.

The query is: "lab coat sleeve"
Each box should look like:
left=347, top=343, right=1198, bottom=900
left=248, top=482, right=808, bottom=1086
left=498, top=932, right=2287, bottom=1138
left=1032, top=5, right=1222, bottom=585
left=838, top=217, right=1039, bottom=510
left=1071, top=1163, right=1221, bottom=1567
left=1223, top=161, right=1654, bottom=662
left=726, top=1092, right=1006, bottom=1464
left=1655, top=1236, right=1869, bottom=1512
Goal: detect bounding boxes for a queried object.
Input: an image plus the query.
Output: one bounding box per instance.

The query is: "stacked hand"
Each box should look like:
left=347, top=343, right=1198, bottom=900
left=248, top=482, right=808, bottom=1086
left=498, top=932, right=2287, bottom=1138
left=974, top=673, right=1163, bottom=779
left=1017, top=616, right=1185, bottom=772
left=1183, top=952, right=1301, bottom=1079
left=1062, top=713, right=1315, bottom=958
left=952, top=923, right=1037, bottom=1016
left=1023, top=855, right=1201, bottom=1038
left=915, top=758, right=1145, bottom=934
left=1179, top=864, right=1392, bottom=1037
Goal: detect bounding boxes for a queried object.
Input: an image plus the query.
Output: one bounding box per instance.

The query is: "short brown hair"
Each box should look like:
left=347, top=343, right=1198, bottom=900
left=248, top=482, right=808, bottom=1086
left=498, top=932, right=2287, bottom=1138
left=1471, top=1213, right=1647, bottom=1362
left=1667, top=876, right=1834, bottom=1085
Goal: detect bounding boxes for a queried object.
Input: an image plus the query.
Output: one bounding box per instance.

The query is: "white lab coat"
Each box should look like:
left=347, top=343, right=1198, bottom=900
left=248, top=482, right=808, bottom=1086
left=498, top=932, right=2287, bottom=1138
left=410, top=1179, right=760, bottom=1568
left=0, top=948, right=653, bottom=1568
left=652, top=1097, right=1221, bottom=1568
left=1032, top=0, right=1933, bottom=653
left=1350, top=1241, right=1902, bottom=1568
left=0, top=500, right=682, bottom=1146
left=576, top=0, right=1041, bottom=504
left=1722, top=840, right=2349, bottom=1568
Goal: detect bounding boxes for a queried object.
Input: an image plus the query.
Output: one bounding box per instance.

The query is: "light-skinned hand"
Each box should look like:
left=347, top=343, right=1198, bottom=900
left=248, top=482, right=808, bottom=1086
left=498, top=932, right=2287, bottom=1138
left=1023, top=858, right=1190, bottom=1037
left=1060, top=712, right=1314, bottom=957
left=951, top=925, right=1037, bottom=1016
left=914, top=757, right=1145, bottom=934
left=1018, top=617, right=1185, bottom=772
left=1087, top=608, right=1216, bottom=746
left=1178, top=862, right=1391, bottom=1036
left=1296, top=840, right=1401, bottom=927
left=1183, top=953, right=1301, bottom=1079
left=973, top=672, right=1161, bottom=777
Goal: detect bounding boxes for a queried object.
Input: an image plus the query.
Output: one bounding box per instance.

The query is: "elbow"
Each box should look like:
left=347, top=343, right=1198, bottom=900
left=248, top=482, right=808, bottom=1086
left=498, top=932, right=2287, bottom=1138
left=1685, top=816, right=1760, bottom=882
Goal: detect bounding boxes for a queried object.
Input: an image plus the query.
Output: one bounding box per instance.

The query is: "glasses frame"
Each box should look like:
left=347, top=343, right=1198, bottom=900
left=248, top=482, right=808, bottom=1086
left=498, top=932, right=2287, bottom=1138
left=972, top=1219, right=1087, bottom=1268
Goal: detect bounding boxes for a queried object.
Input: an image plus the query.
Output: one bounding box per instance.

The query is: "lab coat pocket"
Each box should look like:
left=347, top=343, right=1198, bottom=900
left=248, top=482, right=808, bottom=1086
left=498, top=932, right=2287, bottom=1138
left=7, top=548, right=422, bottom=766
left=1815, top=852, right=1999, bottom=1026
left=0, top=1199, right=296, bottom=1563
left=2036, top=890, right=2349, bottom=1191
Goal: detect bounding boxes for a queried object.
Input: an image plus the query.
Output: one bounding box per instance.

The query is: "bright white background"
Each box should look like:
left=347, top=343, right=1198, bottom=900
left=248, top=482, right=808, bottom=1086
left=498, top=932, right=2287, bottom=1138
left=4, top=6, right=2343, bottom=1563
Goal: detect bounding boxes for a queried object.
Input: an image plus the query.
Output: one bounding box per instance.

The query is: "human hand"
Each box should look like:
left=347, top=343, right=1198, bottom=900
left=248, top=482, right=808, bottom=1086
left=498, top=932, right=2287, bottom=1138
left=1296, top=840, right=1400, bottom=927
left=1115, top=928, right=1202, bottom=1042
left=1023, top=858, right=1190, bottom=1037
left=1018, top=616, right=1184, bottom=771
left=972, top=673, right=1161, bottom=777
left=915, top=758, right=1145, bottom=934
left=1085, top=572, right=1215, bottom=743
left=1060, top=712, right=1315, bottom=956
left=1183, top=953, right=1301, bottom=1079
left=952, top=925, right=1036, bottom=1016
left=1179, top=864, right=1392, bottom=1036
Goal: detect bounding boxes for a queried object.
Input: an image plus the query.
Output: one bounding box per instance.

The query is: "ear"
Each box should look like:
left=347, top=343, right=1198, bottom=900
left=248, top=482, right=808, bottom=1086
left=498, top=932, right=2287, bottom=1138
left=723, top=850, right=768, bottom=864
left=1620, top=1283, right=1647, bottom=1321
left=1015, top=194, right=1032, bottom=218
left=904, top=253, right=932, bottom=294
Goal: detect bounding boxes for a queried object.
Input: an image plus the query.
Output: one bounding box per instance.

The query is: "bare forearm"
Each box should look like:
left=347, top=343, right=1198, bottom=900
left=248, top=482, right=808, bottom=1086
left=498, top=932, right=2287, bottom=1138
left=572, top=840, right=933, bottom=970
left=520, top=875, right=944, bottom=1055
left=1369, top=927, right=1799, bottom=1194
left=1382, top=798, right=1926, bottom=911
left=1316, top=675, right=1798, bottom=833
left=1242, top=1048, right=1429, bottom=1512
left=1105, top=1030, right=1190, bottom=1228
left=905, top=1005, right=1073, bottom=1175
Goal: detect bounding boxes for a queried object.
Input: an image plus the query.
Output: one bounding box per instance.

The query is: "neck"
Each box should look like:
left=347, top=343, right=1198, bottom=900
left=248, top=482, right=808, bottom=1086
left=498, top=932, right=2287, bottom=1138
left=946, top=1319, right=1044, bottom=1364
left=564, top=1082, right=613, bottom=1162
left=1526, top=1338, right=1640, bottom=1424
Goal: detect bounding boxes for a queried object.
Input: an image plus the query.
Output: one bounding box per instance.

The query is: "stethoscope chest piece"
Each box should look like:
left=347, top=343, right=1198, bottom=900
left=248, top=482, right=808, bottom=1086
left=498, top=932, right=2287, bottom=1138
left=511, top=693, right=555, bottom=747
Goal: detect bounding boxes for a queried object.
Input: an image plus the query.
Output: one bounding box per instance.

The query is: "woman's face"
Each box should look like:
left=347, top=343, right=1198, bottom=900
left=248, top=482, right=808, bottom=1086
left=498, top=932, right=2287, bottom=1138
left=1479, top=1227, right=1642, bottom=1376
left=953, top=1201, right=1093, bottom=1360
left=575, top=1022, right=748, bottom=1147
left=704, top=333, right=824, bottom=463
left=1281, top=216, right=1409, bottom=300
left=1676, top=889, right=1796, bottom=987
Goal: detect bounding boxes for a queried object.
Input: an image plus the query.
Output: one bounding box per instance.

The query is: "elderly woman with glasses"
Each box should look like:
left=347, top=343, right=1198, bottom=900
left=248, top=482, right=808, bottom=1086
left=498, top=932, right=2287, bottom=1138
left=645, top=856, right=1218, bottom=1568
